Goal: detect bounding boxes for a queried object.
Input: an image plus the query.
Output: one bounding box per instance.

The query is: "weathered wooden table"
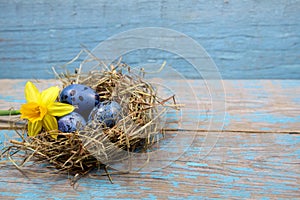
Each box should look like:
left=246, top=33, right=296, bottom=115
left=0, top=79, right=299, bottom=199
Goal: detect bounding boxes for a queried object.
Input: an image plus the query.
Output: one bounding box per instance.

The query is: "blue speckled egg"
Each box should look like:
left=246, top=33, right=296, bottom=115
left=58, top=112, right=87, bottom=132
left=88, top=101, right=122, bottom=128
left=60, top=84, right=100, bottom=120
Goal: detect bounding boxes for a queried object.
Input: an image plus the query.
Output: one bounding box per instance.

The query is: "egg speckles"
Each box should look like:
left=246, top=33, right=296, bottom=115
left=88, top=101, right=122, bottom=128
left=60, top=84, right=100, bottom=120
left=58, top=112, right=86, bottom=133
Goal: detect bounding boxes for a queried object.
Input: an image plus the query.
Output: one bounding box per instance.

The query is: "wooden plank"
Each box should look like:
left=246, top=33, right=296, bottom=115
left=0, top=79, right=299, bottom=198
left=0, top=0, right=299, bottom=79
left=0, top=132, right=299, bottom=199
left=0, top=79, right=299, bottom=132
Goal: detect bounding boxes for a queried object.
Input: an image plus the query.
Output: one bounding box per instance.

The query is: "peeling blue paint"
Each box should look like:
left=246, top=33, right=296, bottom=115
left=275, top=134, right=300, bottom=146
left=172, top=181, right=179, bottom=188
left=260, top=127, right=272, bottom=131
left=186, top=162, right=208, bottom=167
left=139, top=186, right=152, bottom=191
left=0, top=95, right=25, bottom=103
left=248, top=111, right=299, bottom=124
left=146, top=194, right=157, bottom=200
left=150, top=172, right=175, bottom=180
left=209, top=173, right=240, bottom=184
left=0, top=130, right=16, bottom=152
left=260, top=181, right=299, bottom=194
left=229, top=166, right=255, bottom=173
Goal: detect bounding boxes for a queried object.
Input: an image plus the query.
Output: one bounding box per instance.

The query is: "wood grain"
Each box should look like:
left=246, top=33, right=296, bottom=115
left=0, top=79, right=299, bottom=199
left=0, top=132, right=299, bottom=199
left=0, top=0, right=299, bottom=79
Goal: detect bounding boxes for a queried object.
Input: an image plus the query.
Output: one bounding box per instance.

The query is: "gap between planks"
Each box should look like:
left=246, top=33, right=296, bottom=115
left=0, top=125, right=299, bottom=135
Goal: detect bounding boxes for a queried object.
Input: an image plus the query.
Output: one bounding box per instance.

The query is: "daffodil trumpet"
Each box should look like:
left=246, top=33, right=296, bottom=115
left=19, top=81, right=74, bottom=139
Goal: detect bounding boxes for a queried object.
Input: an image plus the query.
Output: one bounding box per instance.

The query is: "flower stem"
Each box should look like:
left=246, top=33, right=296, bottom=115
left=0, top=110, right=21, bottom=116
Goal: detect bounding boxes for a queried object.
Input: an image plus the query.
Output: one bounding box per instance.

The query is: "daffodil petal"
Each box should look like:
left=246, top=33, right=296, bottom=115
left=47, top=102, right=74, bottom=117
left=49, top=130, right=59, bottom=140
left=41, top=86, right=60, bottom=106
left=28, top=120, right=42, bottom=137
left=25, top=81, right=40, bottom=103
left=43, top=114, right=58, bottom=131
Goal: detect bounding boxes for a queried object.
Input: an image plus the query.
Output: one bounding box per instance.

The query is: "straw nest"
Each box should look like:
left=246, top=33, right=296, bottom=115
left=1, top=56, right=178, bottom=181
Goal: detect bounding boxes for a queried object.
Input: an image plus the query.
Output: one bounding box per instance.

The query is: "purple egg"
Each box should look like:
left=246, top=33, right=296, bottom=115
left=58, top=112, right=86, bottom=133
left=88, top=101, right=122, bottom=128
left=60, top=84, right=100, bottom=120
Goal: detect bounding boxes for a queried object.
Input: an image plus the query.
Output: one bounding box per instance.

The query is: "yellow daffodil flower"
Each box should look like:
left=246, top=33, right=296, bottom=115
left=20, top=81, right=74, bottom=138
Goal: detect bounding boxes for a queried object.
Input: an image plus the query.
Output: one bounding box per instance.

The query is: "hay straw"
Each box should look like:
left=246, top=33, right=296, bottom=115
left=1, top=50, right=179, bottom=182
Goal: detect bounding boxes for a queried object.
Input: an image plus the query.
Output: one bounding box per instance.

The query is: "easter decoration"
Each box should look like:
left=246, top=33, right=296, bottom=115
left=58, top=112, right=87, bottom=133
left=0, top=51, right=179, bottom=184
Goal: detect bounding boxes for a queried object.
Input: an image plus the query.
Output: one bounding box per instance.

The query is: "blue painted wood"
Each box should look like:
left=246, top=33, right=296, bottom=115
left=0, top=79, right=299, bottom=198
left=0, top=131, right=299, bottom=199
left=0, top=0, right=299, bottom=79
left=1, top=79, right=299, bottom=132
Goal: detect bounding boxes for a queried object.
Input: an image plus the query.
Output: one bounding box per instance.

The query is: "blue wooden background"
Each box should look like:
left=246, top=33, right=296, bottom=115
left=0, top=0, right=299, bottom=79
left=1, top=79, right=300, bottom=199
left=0, top=1, right=300, bottom=197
